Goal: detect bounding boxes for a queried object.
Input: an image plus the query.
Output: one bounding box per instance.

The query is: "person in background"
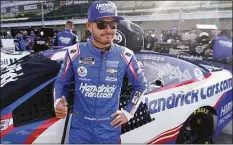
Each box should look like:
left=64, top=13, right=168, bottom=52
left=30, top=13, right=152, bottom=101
left=30, top=30, right=38, bottom=43
left=22, top=30, right=29, bottom=41
left=206, top=29, right=232, bottom=63
left=5, top=31, right=13, bottom=39
left=15, top=31, right=27, bottom=51
left=163, top=26, right=181, bottom=43
left=53, top=1, right=147, bottom=144
left=144, top=31, right=157, bottom=50
left=52, top=31, right=57, bottom=44
left=53, top=21, right=78, bottom=47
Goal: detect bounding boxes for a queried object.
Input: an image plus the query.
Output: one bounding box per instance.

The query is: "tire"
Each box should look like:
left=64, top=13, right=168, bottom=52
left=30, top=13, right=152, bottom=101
left=176, top=108, right=214, bottom=144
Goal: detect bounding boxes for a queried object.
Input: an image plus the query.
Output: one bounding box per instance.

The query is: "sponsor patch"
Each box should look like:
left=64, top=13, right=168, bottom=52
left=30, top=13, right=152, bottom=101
left=59, top=37, right=71, bottom=44
left=106, top=60, right=119, bottom=67
left=105, top=76, right=117, bottom=82
left=132, top=91, right=142, bottom=104
left=1, top=118, right=13, bottom=131
left=77, top=66, right=87, bottom=77
left=195, top=46, right=204, bottom=54
left=141, top=54, right=165, bottom=62
left=70, top=49, right=76, bottom=54
left=125, top=52, right=132, bottom=57
left=79, top=57, right=95, bottom=65
left=79, top=83, right=116, bottom=98
left=193, top=108, right=209, bottom=115
left=96, top=2, right=115, bottom=14
left=194, top=68, right=204, bottom=80
left=78, top=78, right=91, bottom=81
left=106, top=69, right=117, bottom=74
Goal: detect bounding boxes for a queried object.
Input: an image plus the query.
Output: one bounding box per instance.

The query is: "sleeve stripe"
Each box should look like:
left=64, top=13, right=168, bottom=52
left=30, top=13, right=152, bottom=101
left=53, top=88, right=56, bottom=102
left=71, top=44, right=80, bottom=62
left=129, top=61, right=139, bottom=79
left=130, top=105, right=136, bottom=114
left=61, top=44, right=80, bottom=79
left=121, top=48, right=138, bottom=79
left=61, top=56, right=71, bottom=79
left=121, top=49, right=129, bottom=63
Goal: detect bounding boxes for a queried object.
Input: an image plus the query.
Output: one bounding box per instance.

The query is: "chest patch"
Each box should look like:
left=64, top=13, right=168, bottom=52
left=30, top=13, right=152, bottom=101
left=77, top=66, right=88, bottom=77
left=79, top=57, right=95, bottom=65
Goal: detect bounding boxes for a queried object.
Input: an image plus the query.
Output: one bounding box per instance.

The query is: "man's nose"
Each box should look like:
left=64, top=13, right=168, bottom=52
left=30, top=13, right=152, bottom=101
left=105, top=24, right=112, bottom=31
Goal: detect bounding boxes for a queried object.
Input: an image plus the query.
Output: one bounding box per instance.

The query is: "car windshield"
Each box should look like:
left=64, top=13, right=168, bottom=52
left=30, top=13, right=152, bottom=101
left=135, top=52, right=210, bottom=93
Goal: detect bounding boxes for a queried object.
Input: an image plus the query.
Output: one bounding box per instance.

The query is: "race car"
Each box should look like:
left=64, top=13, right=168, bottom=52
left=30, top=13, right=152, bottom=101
left=1, top=50, right=232, bottom=144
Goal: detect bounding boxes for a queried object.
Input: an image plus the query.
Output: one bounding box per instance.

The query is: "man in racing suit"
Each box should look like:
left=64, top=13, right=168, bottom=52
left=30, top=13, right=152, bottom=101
left=53, top=1, right=147, bottom=144
left=53, top=20, right=78, bottom=47
left=206, top=29, right=232, bottom=63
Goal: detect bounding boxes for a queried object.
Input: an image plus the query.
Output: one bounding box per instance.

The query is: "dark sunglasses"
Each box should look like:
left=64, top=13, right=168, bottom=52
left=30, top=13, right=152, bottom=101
left=95, top=20, right=118, bottom=30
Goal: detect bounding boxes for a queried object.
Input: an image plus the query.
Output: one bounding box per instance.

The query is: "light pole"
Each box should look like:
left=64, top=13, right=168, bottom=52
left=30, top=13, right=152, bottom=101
left=41, top=1, right=44, bottom=27
left=178, top=2, right=182, bottom=33
left=1, top=17, right=3, bottom=34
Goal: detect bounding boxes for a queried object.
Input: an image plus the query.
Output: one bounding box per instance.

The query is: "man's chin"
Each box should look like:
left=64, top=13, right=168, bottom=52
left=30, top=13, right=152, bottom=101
left=101, top=39, right=112, bottom=45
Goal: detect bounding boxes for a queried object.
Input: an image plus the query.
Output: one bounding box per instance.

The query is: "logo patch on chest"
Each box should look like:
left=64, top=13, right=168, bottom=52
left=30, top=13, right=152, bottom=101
left=106, top=60, right=119, bottom=67
left=105, top=76, right=117, bottom=82
left=79, top=57, right=95, bottom=65
left=106, top=69, right=117, bottom=74
left=77, top=66, right=87, bottom=77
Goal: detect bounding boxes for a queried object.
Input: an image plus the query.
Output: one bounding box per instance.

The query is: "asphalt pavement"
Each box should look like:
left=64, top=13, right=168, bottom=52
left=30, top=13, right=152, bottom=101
left=214, top=132, right=232, bottom=144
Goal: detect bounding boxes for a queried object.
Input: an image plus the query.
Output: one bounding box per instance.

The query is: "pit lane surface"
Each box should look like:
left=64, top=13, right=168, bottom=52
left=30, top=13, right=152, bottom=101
left=215, top=132, right=233, bottom=144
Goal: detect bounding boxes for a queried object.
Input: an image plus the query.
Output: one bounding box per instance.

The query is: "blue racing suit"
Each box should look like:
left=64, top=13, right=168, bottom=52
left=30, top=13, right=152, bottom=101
left=53, top=29, right=78, bottom=47
left=53, top=39, right=147, bottom=143
left=213, top=35, right=232, bottom=62
left=15, top=36, right=26, bottom=51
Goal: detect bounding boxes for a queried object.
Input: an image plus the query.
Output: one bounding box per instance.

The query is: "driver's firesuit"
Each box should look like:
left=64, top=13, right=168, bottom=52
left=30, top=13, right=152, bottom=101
left=53, top=38, right=147, bottom=143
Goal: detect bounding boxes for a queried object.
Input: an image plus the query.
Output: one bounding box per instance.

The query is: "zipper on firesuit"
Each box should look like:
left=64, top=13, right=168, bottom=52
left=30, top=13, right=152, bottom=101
left=93, top=51, right=104, bottom=140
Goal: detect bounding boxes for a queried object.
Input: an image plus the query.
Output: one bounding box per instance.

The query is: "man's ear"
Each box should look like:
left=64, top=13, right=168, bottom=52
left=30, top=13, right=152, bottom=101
left=86, top=22, right=92, bottom=32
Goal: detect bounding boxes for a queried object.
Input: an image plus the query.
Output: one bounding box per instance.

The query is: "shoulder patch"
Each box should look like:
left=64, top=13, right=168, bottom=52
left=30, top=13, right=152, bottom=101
left=121, top=47, right=133, bottom=64
left=68, top=44, right=80, bottom=60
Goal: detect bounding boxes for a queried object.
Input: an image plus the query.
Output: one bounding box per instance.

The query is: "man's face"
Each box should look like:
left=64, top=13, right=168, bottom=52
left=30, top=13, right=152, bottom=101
left=88, top=17, right=117, bottom=45
left=171, top=30, right=177, bottom=35
left=17, top=33, right=22, bottom=37
left=23, top=30, right=27, bottom=36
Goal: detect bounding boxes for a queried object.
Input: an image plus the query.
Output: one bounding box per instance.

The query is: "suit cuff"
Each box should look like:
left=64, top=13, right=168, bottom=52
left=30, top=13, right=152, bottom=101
left=54, top=98, right=61, bottom=109
left=121, top=109, right=133, bottom=121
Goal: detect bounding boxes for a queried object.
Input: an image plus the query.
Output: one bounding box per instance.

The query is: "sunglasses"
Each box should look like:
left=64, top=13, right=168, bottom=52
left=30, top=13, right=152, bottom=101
left=95, top=20, right=118, bottom=30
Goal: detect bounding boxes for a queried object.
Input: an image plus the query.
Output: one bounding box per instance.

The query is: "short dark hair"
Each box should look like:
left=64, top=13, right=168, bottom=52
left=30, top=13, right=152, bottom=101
left=221, top=29, right=231, bottom=38
left=66, top=21, right=73, bottom=27
left=16, top=30, right=22, bottom=34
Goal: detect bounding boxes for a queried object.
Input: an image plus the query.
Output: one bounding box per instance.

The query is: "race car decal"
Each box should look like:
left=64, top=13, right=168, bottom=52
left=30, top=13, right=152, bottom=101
left=217, top=100, right=232, bottom=127
left=146, top=77, right=232, bottom=114
left=146, top=123, right=183, bottom=144
left=1, top=64, right=24, bottom=87
left=214, top=90, right=232, bottom=136
left=213, top=93, right=226, bottom=108
left=24, top=117, right=60, bottom=144
left=0, top=114, right=14, bottom=138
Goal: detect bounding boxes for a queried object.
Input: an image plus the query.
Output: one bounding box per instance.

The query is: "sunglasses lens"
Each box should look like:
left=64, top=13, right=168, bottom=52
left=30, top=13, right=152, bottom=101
left=109, top=22, right=117, bottom=29
left=96, top=21, right=117, bottom=30
left=96, top=21, right=107, bottom=30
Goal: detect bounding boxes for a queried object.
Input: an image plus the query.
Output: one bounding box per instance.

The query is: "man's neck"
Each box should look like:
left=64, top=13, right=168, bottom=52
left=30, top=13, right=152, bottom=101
left=65, top=28, right=71, bottom=32
left=91, top=38, right=111, bottom=51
